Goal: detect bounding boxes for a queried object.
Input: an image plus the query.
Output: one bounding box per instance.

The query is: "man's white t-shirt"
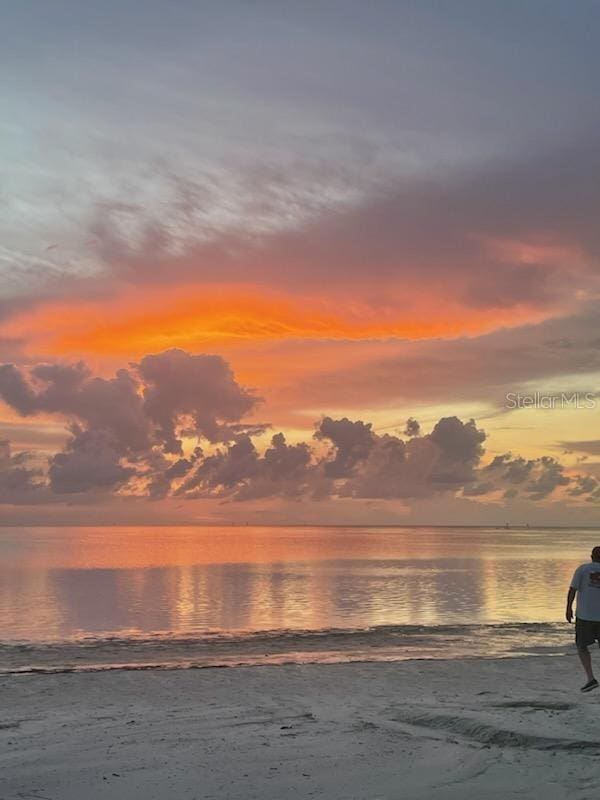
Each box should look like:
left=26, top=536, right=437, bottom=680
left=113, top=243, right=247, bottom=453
left=570, top=562, right=600, bottom=621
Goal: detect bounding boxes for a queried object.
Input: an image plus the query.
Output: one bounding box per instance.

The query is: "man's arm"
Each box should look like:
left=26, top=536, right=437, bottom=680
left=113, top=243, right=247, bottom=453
left=566, top=586, right=576, bottom=623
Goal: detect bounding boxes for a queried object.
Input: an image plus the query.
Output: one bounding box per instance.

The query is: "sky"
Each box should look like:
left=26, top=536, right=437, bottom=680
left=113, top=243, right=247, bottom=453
left=1, top=0, right=600, bottom=525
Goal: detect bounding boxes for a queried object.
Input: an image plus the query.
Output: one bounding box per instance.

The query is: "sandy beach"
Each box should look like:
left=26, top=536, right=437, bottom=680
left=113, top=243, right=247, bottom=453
left=3, top=654, right=600, bottom=800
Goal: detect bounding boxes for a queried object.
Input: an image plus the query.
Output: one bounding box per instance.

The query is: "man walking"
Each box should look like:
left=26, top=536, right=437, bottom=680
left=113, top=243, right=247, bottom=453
left=566, top=546, right=600, bottom=692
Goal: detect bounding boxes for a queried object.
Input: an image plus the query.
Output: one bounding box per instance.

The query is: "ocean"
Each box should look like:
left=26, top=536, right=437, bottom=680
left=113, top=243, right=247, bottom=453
left=0, top=525, right=594, bottom=673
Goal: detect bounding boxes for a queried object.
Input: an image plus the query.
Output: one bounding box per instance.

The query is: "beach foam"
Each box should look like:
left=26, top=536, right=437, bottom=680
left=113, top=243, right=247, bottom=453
left=0, top=622, right=571, bottom=674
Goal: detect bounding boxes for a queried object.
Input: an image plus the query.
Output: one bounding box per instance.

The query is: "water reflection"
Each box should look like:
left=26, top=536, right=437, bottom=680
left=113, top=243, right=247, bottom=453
left=0, top=526, right=592, bottom=641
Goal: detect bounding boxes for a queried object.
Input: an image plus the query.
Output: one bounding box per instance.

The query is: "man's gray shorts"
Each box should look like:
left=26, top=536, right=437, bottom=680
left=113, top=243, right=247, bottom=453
left=576, top=617, right=600, bottom=648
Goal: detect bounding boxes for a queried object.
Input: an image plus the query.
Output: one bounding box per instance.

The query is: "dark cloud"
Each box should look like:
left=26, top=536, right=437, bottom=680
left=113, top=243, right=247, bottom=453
left=486, top=454, right=536, bottom=484
left=182, top=434, right=260, bottom=495
left=334, top=418, right=486, bottom=500
left=234, top=432, right=316, bottom=502
left=0, top=439, right=47, bottom=503
left=480, top=453, right=573, bottom=501
left=171, top=415, right=487, bottom=503
left=137, top=349, right=262, bottom=453
left=48, top=425, right=135, bottom=494
left=176, top=432, right=314, bottom=502
left=568, top=475, right=600, bottom=498
left=0, top=363, right=42, bottom=415
left=146, top=447, right=205, bottom=500
left=429, top=417, right=486, bottom=485
left=0, top=350, right=263, bottom=494
left=261, top=432, right=312, bottom=482
left=20, top=363, right=154, bottom=493
left=403, top=417, right=420, bottom=437
left=0, top=352, right=597, bottom=507
left=524, top=457, right=570, bottom=501
left=169, top=413, right=598, bottom=506
left=313, top=416, right=375, bottom=478
left=559, top=440, right=600, bottom=457
left=0, top=361, right=151, bottom=453
left=337, top=434, right=410, bottom=499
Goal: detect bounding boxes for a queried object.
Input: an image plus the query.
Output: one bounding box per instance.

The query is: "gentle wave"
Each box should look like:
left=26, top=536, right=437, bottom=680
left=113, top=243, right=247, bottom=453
left=0, top=622, right=574, bottom=674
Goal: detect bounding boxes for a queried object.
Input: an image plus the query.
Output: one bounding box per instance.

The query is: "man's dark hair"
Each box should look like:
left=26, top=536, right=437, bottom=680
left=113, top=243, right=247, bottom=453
left=592, top=546, right=600, bottom=562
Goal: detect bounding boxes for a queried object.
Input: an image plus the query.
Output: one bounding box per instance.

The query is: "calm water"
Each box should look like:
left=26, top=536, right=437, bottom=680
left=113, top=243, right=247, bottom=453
left=0, top=525, right=594, bottom=671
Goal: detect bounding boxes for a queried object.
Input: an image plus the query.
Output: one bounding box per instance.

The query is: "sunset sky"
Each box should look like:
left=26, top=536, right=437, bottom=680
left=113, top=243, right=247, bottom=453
left=1, top=0, right=600, bottom=525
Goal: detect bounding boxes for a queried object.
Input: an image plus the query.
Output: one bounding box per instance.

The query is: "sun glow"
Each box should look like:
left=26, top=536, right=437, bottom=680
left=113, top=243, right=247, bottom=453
left=3, top=282, right=555, bottom=359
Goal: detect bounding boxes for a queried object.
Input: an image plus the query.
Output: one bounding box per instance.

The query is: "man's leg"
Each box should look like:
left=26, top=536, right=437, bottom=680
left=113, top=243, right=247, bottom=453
left=577, top=645, right=595, bottom=682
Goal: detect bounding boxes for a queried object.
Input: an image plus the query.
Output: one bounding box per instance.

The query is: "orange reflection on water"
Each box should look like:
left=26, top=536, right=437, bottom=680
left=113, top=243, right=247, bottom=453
left=0, top=526, right=594, bottom=641
left=3, top=525, right=492, bottom=570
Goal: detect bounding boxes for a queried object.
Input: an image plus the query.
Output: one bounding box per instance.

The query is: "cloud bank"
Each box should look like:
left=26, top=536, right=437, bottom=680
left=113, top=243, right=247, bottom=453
left=0, top=350, right=597, bottom=509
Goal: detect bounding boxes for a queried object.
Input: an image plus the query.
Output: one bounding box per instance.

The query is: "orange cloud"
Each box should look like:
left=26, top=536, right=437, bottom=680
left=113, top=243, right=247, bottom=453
left=2, top=281, right=555, bottom=364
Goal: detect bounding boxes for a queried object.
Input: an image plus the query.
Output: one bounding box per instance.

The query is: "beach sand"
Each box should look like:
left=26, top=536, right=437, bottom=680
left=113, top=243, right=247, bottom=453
left=2, top=654, right=600, bottom=799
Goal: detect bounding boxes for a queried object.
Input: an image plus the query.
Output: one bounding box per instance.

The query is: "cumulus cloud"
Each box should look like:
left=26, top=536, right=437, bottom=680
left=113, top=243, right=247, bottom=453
left=569, top=475, right=600, bottom=500
left=0, top=439, right=47, bottom=503
left=337, top=434, right=409, bottom=499
left=313, top=416, right=375, bottom=478
left=137, top=349, right=261, bottom=453
left=481, top=453, right=572, bottom=500
left=486, top=454, right=535, bottom=484
left=146, top=449, right=203, bottom=500
left=0, top=361, right=151, bottom=453
left=0, top=351, right=598, bottom=507
left=403, top=417, right=420, bottom=437
left=166, top=412, right=597, bottom=506
left=0, top=349, right=262, bottom=494
left=168, top=413, right=488, bottom=503
left=524, top=457, right=570, bottom=500
left=176, top=432, right=315, bottom=502
left=48, top=425, right=135, bottom=494
left=333, top=418, right=486, bottom=500
left=428, top=417, right=486, bottom=485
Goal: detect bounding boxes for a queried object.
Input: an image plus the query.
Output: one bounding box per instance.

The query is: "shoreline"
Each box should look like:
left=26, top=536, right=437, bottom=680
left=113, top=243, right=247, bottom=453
left=0, top=621, right=572, bottom=675
left=3, top=654, right=600, bottom=799
left=0, top=650, right=573, bottom=676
